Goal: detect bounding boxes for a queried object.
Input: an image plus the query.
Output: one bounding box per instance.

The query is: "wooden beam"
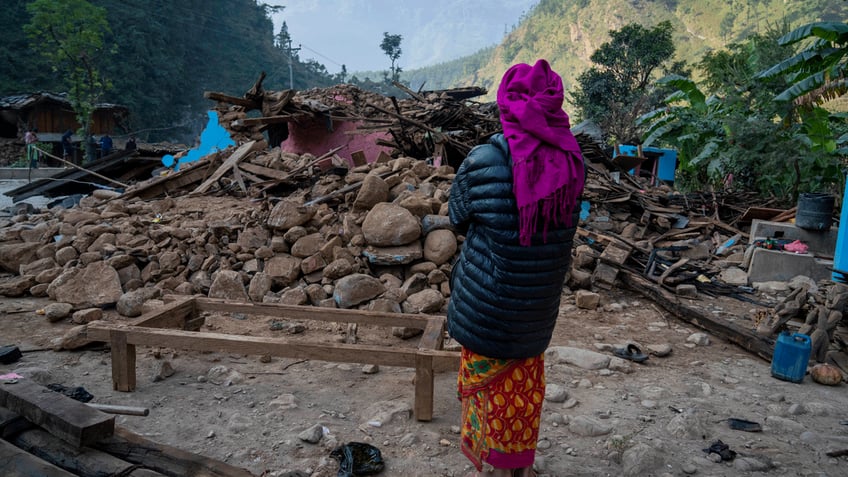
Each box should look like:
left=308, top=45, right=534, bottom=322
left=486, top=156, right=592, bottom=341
left=121, top=158, right=215, bottom=200
left=190, top=296, right=432, bottom=329
left=203, top=91, right=260, bottom=109
left=94, top=426, right=256, bottom=477
left=231, top=114, right=309, bottom=127
left=130, top=295, right=196, bottom=329
left=619, top=270, right=774, bottom=361
left=0, top=438, right=77, bottom=477
left=237, top=162, right=290, bottom=181
left=0, top=379, right=114, bottom=447
left=10, top=428, right=166, bottom=477
left=110, top=330, right=136, bottom=392
left=191, top=140, right=261, bottom=195
left=88, top=324, right=426, bottom=368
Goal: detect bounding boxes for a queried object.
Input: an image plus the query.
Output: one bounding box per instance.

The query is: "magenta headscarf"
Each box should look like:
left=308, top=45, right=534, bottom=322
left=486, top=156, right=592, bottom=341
left=497, top=59, right=585, bottom=246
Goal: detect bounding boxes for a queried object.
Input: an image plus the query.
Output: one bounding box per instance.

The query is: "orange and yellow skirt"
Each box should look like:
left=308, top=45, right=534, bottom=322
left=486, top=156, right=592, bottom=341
left=457, top=347, right=545, bottom=471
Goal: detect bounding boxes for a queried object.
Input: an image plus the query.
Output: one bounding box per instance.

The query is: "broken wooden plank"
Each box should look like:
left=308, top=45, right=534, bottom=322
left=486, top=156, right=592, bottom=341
left=231, top=114, right=309, bottom=127
left=0, top=379, right=114, bottom=447
left=10, top=428, right=165, bottom=477
left=121, top=157, right=216, bottom=200
left=191, top=140, right=261, bottom=194
left=237, top=162, right=290, bottom=181
left=93, top=426, right=257, bottom=477
left=620, top=270, right=774, bottom=361
left=203, top=91, right=260, bottom=109
left=0, top=438, right=77, bottom=477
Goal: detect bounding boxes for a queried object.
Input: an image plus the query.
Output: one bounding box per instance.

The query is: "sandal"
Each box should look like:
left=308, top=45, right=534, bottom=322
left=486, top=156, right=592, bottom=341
left=613, top=344, right=649, bottom=363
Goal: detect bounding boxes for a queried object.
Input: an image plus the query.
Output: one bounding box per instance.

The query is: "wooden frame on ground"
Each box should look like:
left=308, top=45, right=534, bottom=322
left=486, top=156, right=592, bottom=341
left=86, top=296, right=460, bottom=421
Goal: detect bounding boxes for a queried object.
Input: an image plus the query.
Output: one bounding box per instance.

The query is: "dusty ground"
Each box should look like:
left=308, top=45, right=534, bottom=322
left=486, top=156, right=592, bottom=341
left=1, top=287, right=847, bottom=477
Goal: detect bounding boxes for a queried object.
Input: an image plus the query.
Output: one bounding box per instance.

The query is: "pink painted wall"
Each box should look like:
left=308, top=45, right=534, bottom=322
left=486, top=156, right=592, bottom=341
left=280, top=116, right=393, bottom=167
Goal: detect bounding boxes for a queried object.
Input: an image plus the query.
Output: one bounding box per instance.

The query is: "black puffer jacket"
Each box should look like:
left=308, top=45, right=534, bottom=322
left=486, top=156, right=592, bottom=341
left=447, top=134, right=579, bottom=359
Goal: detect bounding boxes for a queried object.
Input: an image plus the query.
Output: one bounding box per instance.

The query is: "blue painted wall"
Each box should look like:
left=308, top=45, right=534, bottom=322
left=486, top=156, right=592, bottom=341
left=614, top=145, right=678, bottom=182
left=162, top=111, right=235, bottom=171
left=834, top=175, right=848, bottom=283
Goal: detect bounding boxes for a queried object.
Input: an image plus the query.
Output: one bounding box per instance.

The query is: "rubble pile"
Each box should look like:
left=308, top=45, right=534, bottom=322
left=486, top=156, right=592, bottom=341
left=0, top=79, right=845, bottom=376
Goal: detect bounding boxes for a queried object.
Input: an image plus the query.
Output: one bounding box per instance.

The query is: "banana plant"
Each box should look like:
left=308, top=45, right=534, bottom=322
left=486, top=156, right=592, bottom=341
left=637, top=75, right=726, bottom=183
left=757, top=21, right=848, bottom=107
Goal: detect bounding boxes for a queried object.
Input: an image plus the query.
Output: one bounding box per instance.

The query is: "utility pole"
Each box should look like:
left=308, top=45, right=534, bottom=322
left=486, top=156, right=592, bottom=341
left=285, top=39, right=301, bottom=90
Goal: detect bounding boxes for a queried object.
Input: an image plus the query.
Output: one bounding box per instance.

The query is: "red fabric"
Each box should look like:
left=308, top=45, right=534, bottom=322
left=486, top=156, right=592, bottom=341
left=457, top=348, right=545, bottom=471
left=497, top=59, right=585, bottom=246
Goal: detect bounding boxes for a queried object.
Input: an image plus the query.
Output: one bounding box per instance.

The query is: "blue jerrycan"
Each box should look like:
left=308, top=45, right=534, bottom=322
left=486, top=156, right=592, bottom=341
left=771, top=332, right=811, bottom=383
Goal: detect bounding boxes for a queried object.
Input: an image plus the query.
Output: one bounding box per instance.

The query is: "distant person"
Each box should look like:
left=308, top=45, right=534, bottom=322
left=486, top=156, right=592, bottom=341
left=99, top=133, right=113, bottom=158
left=86, top=134, right=96, bottom=163
left=24, top=127, right=39, bottom=169
left=61, top=130, right=74, bottom=167
left=125, top=135, right=137, bottom=151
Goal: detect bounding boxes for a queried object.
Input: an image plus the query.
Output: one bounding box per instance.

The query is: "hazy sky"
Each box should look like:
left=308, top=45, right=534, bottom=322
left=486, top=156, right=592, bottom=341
left=269, top=1, right=538, bottom=75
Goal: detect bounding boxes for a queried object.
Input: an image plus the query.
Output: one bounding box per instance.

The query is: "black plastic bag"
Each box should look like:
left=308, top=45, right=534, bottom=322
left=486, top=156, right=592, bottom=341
left=47, top=383, right=94, bottom=403
left=330, top=442, right=385, bottom=476
left=703, top=439, right=737, bottom=461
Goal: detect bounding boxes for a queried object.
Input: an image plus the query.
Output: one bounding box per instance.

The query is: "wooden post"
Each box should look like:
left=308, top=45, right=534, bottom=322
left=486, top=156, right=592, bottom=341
left=414, top=353, right=434, bottom=422
left=110, top=330, right=136, bottom=392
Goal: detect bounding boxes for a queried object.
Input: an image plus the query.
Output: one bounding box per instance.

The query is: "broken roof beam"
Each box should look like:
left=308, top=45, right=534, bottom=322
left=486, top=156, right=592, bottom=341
left=203, top=91, right=260, bottom=110
left=231, top=114, right=310, bottom=127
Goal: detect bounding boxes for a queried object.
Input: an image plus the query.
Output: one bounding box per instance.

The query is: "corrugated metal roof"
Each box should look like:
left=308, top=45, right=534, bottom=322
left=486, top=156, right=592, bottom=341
left=0, top=92, right=127, bottom=111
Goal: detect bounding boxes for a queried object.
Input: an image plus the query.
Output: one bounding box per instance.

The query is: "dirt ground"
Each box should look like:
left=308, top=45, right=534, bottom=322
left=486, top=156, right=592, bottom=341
left=2, top=287, right=847, bottom=477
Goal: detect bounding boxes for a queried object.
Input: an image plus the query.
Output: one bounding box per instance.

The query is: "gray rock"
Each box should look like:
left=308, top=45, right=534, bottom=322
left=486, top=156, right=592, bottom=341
left=568, top=415, right=612, bottom=436
left=267, top=200, right=316, bottom=231
left=248, top=272, right=273, bottom=302
left=44, top=302, right=74, bottom=322
left=354, top=174, right=389, bottom=210
left=72, top=308, right=103, bottom=324
left=264, top=254, right=302, bottom=286
left=545, top=383, right=569, bottom=403
left=298, top=424, right=325, bottom=444
left=686, top=333, right=711, bottom=346
left=48, top=261, right=123, bottom=307
left=361, top=399, right=412, bottom=427
left=719, top=266, right=748, bottom=286
left=402, top=289, right=445, bottom=313
left=621, top=443, right=666, bottom=477
left=208, top=270, right=249, bottom=302
left=546, top=346, right=610, bottom=370
left=323, top=258, right=354, bottom=280
left=0, top=242, right=40, bottom=273
left=0, top=275, right=37, bottom=297
left=291, top=233, right=325, bottom=258
left=334, top=273, right=385, bottom=308
left=422, top=229, right=457, bottom=266
left=361, top=203, right=421, bottom=246
left=117, top=287, right=162, bottom=317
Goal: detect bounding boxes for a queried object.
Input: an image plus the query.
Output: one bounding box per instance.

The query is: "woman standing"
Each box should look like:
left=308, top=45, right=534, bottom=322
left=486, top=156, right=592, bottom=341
left=448, top=59, right=585, bottom=477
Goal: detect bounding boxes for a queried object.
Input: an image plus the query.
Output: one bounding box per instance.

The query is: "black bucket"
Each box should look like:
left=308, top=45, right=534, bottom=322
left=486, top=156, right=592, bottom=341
left=795, top=192, right=835, bottom=231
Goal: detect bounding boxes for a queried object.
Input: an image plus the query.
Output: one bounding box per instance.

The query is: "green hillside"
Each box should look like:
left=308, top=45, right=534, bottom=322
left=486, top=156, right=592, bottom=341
left=407, top=0, right=847, bottom=100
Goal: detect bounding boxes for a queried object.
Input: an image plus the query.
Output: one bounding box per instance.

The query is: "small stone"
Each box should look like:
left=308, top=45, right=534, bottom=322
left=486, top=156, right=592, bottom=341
left=362, top=364, right=379, bottom=374
left=298, top=424, right=324, bottom=444
left=259, top=354, right=272, bottom=363
left=152, top=360, right=175, bottom=382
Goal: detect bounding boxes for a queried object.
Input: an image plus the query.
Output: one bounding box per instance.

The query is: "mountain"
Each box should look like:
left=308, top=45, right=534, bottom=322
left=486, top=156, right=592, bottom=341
left=406, top=0, right=848, bottom=99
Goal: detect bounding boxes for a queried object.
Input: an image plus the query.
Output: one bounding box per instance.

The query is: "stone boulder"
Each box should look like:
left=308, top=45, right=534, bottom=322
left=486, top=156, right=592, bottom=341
left=334, top=273, right=385, bottom=308
left=361, top=203, right=421, bottom=246
left=47, top=262, right=123, bottom=307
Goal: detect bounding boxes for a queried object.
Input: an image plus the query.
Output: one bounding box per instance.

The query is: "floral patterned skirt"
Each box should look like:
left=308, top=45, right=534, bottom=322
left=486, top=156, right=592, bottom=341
left=457, top=347, right=545, bottom=471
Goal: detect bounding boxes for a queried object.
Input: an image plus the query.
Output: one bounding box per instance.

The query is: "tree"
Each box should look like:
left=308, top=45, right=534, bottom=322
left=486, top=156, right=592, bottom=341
left=757, top=21, right=848, bottom=109
left=570, top=21, right=676, bottom=145
left=380, top=32, right=403, bottom=83
left=24, top=0, right=112, bottom=149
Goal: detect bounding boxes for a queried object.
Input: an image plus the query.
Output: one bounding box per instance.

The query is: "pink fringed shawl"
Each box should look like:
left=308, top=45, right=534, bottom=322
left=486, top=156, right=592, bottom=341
left=497, top=59, right=585, bottom=246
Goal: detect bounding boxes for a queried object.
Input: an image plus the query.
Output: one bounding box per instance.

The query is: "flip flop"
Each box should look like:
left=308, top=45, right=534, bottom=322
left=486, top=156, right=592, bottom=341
left=613, top=344, right=649, bottom=363
left=727, top=418, right=762, bottom=432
